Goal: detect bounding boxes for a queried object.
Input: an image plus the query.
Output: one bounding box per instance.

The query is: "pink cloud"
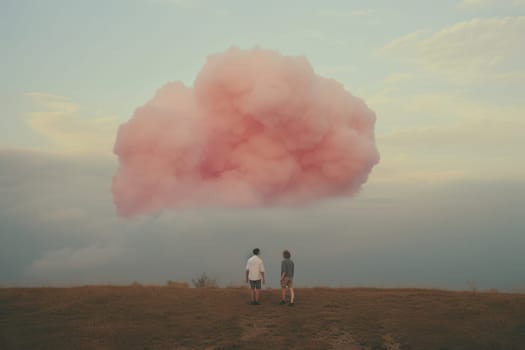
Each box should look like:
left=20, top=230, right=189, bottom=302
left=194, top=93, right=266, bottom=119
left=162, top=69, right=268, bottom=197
left=112, top=47, right=379, bottom=217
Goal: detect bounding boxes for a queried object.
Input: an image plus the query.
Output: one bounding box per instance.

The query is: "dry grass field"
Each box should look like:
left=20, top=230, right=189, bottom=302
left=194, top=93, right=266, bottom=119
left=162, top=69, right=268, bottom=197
left=1, top=286, right=525, bottom=349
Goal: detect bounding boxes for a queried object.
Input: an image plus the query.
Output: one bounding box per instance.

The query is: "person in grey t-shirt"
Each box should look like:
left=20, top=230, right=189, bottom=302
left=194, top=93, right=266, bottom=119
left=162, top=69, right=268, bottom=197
left=280, top=250, right=295, bottom=306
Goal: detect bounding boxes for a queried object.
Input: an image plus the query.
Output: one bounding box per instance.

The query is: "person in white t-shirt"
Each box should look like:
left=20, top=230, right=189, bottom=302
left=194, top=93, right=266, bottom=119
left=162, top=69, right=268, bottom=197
left=245, top=248, right=265, bottom=305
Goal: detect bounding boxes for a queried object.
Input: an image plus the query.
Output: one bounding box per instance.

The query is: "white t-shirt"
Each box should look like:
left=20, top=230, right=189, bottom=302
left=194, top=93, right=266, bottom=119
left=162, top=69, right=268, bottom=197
left=246, top=255, right=265, bottom=281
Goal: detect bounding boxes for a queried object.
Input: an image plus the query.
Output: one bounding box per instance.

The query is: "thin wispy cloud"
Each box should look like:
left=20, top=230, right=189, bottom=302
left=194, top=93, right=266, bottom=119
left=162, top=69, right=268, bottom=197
left=150, top=0, right=200, bottom=8
left=374, top=118, right=525, bottom=184
left=458, top=0, right=525, bottom=8
left=382, top=16, right=525, bottom=83
left=25, top=93, right=119, bottom=155
left=381, top=30, right=426, bottom=54
left=149, top=0, right=230, bottom=15
left=301, top=29, right=346, bottom=46
left=318, top=9, right=373, bottom=18
left=29, top=245, right=126, bottom=275
left=316, top=65, right=356, bottom=75
left=370, top=83, right=525, bottom=183
left=380, top=73, right=414, bottom=85
left=38, top=207, right=87, bottom=222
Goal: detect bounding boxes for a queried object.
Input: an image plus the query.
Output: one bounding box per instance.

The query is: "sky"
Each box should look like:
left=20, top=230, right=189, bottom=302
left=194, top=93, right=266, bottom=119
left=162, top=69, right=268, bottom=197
left=1, top=0, right=524, bottom=291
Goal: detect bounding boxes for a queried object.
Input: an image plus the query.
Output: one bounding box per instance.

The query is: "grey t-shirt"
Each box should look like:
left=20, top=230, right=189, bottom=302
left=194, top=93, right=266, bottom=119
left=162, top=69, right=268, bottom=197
left=281, top=259, right=294, bottom=278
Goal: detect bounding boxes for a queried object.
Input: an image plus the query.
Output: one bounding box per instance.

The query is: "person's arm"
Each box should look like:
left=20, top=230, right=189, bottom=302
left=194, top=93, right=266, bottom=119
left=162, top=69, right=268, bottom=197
left=245, top=269, right=249, bottom=283
left=281, top=260, right=286, bottom=280
left=260, top=261, right=265, bottom=284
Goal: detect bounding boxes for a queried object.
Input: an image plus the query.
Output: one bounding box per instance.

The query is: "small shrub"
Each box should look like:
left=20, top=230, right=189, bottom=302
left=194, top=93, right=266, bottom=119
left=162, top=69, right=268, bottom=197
left=192, top=273, right=218, bottom=288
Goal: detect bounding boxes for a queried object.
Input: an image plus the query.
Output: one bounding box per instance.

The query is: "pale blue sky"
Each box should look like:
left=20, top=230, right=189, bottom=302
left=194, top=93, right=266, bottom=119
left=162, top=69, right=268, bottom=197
left=1, top=0, right=524, bottom=289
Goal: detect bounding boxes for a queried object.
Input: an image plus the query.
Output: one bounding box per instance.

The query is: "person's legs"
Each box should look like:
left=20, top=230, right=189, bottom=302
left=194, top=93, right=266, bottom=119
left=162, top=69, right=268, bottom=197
left=288, top=279, right=295, bottom=305
left=249, top=280, right=256, bottom=304
left=254, top=279, right=262, bottom=303
left=280, top=277, right=287, bottom=303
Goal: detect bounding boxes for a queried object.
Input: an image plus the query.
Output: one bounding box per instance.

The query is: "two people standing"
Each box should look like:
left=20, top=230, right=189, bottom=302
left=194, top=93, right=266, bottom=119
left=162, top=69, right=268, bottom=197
left=245, top=248, right=295, bottom=306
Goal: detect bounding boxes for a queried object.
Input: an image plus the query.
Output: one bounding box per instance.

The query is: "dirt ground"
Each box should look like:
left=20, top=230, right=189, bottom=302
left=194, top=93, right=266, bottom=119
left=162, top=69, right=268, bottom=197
left=1, top=286, right=524, bottom=349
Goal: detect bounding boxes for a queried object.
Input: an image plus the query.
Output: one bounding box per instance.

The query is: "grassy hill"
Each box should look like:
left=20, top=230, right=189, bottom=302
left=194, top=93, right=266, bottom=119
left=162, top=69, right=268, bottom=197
left=1, top=286, right=524, bottom=349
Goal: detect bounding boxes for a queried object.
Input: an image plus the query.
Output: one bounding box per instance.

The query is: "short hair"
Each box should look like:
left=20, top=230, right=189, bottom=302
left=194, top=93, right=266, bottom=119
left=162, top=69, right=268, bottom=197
left=253, top=248, right=260, bottom=255
left=283, top=250, right=291, bottom=259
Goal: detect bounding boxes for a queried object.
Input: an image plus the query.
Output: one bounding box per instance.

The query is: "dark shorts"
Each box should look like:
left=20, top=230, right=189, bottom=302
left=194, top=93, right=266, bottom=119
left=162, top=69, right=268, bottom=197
left=249, top=280, right=262, bottom=290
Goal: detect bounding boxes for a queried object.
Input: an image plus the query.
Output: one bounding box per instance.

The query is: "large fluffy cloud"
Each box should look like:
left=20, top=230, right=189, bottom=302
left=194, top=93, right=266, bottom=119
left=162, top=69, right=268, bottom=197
left=112, top=47, right=379, bottom=217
